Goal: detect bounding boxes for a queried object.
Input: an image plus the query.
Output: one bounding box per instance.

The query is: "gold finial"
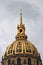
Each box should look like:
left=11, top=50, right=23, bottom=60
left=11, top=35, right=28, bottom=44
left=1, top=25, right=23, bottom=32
left=20, top=9, right=23, bottom=26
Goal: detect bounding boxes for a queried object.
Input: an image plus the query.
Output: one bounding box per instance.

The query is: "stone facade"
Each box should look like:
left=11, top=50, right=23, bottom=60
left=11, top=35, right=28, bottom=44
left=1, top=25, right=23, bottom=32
left=1, top=54, right=42, bottom=65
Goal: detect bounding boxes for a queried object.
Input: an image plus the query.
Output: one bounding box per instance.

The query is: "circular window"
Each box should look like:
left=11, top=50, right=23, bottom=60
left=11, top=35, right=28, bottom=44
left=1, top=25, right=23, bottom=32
left=20, top=29, right=22, bottom=33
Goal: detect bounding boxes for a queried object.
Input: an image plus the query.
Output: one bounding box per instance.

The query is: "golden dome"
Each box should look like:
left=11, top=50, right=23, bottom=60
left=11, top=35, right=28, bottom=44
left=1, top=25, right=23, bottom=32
left=5, top=10, right=39, bottom=58
left=5, top=40, right=39, bottom=57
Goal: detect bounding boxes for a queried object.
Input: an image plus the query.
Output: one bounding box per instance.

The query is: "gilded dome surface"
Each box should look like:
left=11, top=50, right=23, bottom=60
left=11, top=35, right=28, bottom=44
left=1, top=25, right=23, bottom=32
left=5, top=40, right=39, bottom=57
left=5, top=11, right=39, bottom=58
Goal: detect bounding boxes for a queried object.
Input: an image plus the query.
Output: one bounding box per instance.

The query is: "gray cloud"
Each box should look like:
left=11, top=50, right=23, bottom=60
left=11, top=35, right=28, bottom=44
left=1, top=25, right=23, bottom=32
left=0, top=0, right=41, bottom=21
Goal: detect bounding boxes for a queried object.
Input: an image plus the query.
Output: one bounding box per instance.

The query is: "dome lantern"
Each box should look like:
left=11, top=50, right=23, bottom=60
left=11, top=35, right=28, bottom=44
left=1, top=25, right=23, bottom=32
left=16, top=10, right=27, bottom=40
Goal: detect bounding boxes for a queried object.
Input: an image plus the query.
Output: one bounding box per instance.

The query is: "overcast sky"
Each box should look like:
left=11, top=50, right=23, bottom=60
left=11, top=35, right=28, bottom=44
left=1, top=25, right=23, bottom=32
left=0, top=0, right=43, bottom=64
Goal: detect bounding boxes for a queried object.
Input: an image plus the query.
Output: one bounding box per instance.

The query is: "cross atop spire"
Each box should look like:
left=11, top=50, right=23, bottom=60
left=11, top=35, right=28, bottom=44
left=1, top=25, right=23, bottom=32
left=20, top=9, right=23, bottom=26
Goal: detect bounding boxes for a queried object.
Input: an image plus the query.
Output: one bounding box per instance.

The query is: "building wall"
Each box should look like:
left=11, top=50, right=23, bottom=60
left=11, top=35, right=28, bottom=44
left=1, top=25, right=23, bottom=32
left=2, top=56, right=42, bottom=65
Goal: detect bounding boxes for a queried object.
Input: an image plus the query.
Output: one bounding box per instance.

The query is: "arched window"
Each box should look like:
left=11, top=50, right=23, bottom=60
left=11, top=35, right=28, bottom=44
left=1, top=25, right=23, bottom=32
left=37, top=60, right=38, bottom=65
left=1, top=61, right=4, bottom=65
left=12, top=60, right=15, bottom=65
left=8, top=50, right=12, bottom=54
left=23, top=59, right=26, bottom=64
left=28, top=58, right=31, bottom=65
left=33, top=51, right=35, bottom=55
left=41, top=61, right=42, bottom=65
left=17, top=58, right=21, bottom=65
left=8, top=59, right=11, bottom=65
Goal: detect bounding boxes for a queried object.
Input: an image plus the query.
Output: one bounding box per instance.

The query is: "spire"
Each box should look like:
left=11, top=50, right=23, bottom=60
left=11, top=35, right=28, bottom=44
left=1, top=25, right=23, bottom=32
left=15, top=10, right=27, bottom=40
left=20, top=9, right=23, bottom=26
